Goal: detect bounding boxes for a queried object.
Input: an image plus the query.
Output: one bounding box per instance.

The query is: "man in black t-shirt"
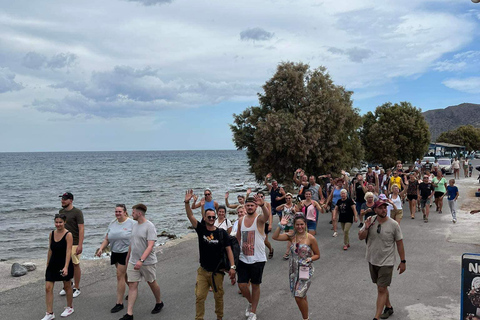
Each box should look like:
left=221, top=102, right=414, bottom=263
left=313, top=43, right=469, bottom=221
left=418, top=175, right=435, bottom=223
left=184, top=189, right=236, bottom=320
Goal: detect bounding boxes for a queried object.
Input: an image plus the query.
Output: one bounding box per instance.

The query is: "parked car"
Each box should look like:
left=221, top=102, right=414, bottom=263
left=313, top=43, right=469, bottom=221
left=437, top=158, right=452, bottom=175
left=421, top=156, right=435, bottom=166
left=475, top=151, right=480, bottom=159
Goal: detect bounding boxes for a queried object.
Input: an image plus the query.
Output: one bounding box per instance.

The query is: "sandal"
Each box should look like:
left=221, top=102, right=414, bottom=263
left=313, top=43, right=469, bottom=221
left=268, top=249, right=274, bottom=259
left=283, top=253, right=290, bottom=260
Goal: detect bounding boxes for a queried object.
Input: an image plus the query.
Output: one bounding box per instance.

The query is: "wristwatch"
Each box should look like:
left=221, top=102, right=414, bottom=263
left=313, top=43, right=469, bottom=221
left=139, top=259, right=145, bottom=263
left=230, top=265, right=236, bottom=270
left=401, top=260, right=406, bottom=264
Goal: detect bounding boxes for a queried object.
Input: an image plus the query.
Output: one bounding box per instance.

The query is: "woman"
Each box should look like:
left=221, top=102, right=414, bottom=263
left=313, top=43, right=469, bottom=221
left=452, top=157, right=460, bottom=180
left=333, top=189, right=358, bottom=250
left=276, top=193, right=296, bottom=259
left=300, top=190, right=323, bottom=235
left=327, top=178, right=345, bottom=228
left=272, top=215, right=320, bottom=320
left=43, top=214, right=74, bottom=320
left=96, top=204, right=135, bottom=313
left=214, top=205, right=232, bottom=234
left=360, top=192, right=376, bottom=220
left=231, top=205, right=246, bottom=236
left=388, top=185, right=406, bottom=224
left=406, top=173, right=419, bottom=219
left=432, top=171, right=448, bottom=214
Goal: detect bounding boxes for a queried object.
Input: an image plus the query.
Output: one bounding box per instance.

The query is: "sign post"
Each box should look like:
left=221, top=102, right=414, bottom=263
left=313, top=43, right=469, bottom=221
left=462, top=253, right=480, bottom=320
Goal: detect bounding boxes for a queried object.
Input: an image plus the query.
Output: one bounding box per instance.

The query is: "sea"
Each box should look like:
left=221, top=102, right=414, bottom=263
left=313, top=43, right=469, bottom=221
left=0, top=150, right=257, bottom=261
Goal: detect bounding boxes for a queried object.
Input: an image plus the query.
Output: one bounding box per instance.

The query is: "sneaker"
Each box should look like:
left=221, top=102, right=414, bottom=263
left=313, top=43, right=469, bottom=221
left=41, top=312, right=55, bottom=320
left=329, top=220, right=332, bottom=224
left=247, top=313, right=257, bottom=320
left=380, top=306, right=394, bottom=319
left=332, top=232, right=338, bottom=237
left=423, top=213, right=426, bottom=220
left=60, top=307, right=74, bottom=318
left=343, top=245, right=348, bottom=250
left=72, top=288, right=81, bottom=298
left=151, top=302, right=164, bottom=314
left=59, top=289, right=66, bottom=296
left=245, top=303, right=252, bottom=318
left=453, top=219, right=457, bottom=223
left=439, top=210, right=442, bottom=214
left=358, top=223, right=364, bottom=228
left=424, top=218, right=428, bottom=223
left=111, top=304, right=124, bottom=313
left=119, top=314, right=133, bottom=320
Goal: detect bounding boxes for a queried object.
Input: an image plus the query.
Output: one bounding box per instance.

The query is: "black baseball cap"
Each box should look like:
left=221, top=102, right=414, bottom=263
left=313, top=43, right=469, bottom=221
left=59, top=192, right=74, bottom=200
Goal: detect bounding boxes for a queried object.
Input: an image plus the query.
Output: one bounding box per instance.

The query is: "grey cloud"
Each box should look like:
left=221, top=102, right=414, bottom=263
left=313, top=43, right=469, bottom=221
left=0, top=67, right=24, bottom=93
left=22, top=51, right=77, bottom=70
left=328, top=46, right=372, bottom=63
left=240, top=28, right=274, bottom=41
left=31, top=65, right=259, bottom=118
left=125, top=0, right=173, bottom=6
left=22, top=52, right=47, bottom=69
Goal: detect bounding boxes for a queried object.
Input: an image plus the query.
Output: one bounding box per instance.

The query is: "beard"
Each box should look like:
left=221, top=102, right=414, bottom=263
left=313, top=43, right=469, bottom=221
left=61, top=204, right=69, bottom=208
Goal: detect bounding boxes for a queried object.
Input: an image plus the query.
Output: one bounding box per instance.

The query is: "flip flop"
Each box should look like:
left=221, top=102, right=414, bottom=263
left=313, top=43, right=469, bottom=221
left=283, top=253, right=290, bottom=260
left=268, top=249, right=274, bottom=259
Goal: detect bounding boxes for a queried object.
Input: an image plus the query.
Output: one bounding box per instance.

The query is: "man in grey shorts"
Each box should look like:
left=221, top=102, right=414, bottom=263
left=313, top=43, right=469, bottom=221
left=358, top=199, right=406, bottom=320
left=120, top=204, right=163, bottom=320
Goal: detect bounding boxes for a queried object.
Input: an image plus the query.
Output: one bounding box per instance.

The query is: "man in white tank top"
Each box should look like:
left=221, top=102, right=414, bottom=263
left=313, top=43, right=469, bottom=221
left=236, top=195, right=270, bottom=320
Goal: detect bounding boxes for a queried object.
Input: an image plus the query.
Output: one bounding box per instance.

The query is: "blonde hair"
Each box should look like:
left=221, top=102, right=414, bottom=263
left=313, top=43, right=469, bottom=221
left=340, top=189, right=348, bottom=195
left=364, top=192, right=374, bottom=201
left=390, top=184, right=399, bottom=192
left=236, top=205, right=245, bottom=213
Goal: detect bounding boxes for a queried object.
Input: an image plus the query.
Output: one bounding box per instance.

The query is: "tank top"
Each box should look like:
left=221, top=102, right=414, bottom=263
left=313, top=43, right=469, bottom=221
left=302, top=203, right=317, bottom=221
left=332, top=188, right=341, bottom=206
left=204, top=199, right=215, bottom=211
left=389, top=194, right=402, bottom=210
left=239, top=216, right=266, bottom=264
left=309, top=184, right=320, bottom=201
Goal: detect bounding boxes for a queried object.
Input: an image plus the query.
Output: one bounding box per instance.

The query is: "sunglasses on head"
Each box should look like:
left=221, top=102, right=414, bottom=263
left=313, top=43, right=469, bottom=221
left=116, top=204, right=126, bottom=209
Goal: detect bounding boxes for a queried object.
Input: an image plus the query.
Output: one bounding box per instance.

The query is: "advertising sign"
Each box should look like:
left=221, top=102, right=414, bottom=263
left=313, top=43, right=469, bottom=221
left=462, top=253, right=480, bottom=320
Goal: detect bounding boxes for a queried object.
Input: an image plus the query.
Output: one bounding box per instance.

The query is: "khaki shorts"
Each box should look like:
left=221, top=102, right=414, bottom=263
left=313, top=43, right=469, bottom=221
left=71, top=245, right=81, bottom=265
left=369, top=263, right=393, bottom=287
left=127, top=263, right=156, bottom=283
left=390, top=209, right=403, bottom=220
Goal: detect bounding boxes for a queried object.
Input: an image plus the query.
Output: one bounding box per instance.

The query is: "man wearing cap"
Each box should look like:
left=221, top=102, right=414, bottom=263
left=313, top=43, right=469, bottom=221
left=358, top=199, right=406, bottom=320
left=120, top=204, right=163, bottom=320
left=59, top=192, right=84, bottom=298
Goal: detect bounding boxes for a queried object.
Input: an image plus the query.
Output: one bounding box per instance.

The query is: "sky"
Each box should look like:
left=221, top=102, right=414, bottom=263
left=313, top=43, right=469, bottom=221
left=1, top=0, right=480, bottom=152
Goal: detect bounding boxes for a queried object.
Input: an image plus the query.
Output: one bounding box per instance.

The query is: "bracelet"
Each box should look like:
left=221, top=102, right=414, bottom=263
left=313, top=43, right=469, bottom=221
left=278, top=222, right=285, bottom=230
left=184, top=200, right=189, bottom=203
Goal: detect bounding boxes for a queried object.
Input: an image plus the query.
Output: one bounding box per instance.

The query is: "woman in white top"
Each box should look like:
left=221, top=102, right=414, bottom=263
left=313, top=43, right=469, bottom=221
left=452, top=157, right=460, bottom=180
left=96, top=204, right=135, bottom=313
left=231, top=205, right=246, bottom=236
left=214, top=205, right=232, bottom=234
left=388, top=185, right=406, bottom=224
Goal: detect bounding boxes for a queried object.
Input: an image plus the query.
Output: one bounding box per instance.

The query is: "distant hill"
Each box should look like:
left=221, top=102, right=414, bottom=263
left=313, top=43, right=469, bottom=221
left=422, top=103, right=480, bottom=140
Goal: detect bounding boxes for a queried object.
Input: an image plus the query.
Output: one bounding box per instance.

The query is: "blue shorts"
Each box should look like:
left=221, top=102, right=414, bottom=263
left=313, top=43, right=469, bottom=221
left=307, top=219, right=317, bottom=231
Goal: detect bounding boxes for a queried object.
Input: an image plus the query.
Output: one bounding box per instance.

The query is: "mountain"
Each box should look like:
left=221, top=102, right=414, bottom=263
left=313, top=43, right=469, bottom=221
left=422, top=103, right=480, bottom=140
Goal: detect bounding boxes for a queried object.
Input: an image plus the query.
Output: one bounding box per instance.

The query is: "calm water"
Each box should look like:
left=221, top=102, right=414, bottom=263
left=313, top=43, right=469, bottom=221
left=0, top=150, right=256, bottom=261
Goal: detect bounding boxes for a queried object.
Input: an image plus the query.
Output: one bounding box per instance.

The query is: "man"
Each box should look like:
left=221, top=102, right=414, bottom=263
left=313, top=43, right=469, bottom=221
left=352, top=173, right=367, bottom=228
left=358, top=200, right=406, bottom=320
left=308, top=175, right=325, bottom=203
left=423, top=159, right=433, bottom=175
left=120, top=204, right=163, bottom=320
left=236, top=195, right=270, bottom=320
left=58, top=192, right=84, bottom=298
left=418, top=175, right=435, bottom=223
left=265, top=173, right=286, bottom=217
left=185, top=190, right=236, bottom=320
left=388, top=171, right=405, bottom=195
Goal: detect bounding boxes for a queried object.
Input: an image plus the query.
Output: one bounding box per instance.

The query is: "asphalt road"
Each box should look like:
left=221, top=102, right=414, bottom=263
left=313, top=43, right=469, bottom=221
left=2, top=164, right=480, bottom=320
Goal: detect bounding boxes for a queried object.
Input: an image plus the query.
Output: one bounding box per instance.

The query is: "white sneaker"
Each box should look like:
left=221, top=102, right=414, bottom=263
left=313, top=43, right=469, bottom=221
left=72, top=288, right=81, bottom=298
left=453, top=219, right=457, bottom=223
left=59, top=289, right=66, bottom=296
left=41, top=312, right=55, bottom=320
left=245, top=303, right=252, bottom=318
left=332, top=232, right=338, bottom=237
left=60, top=307, right=74, bottom=317
left=247, top=313, right=257, bottom=320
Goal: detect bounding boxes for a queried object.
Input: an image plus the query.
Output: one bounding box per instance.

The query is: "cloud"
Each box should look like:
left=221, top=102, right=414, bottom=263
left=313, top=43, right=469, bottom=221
left=328, top=47, right=373, bottom=63
left=31, top=65, right=259, bottom=118
left=434, top=51, right=480, bottom=72
left=240, top=28, right=274, bottom=41
left=0, top=68, right=24, bottom=93
left=124, top=0, right=173, bottom=6
left=442, top=77, right=480, bottom=94
left=22, top=51, right=77, bottom=70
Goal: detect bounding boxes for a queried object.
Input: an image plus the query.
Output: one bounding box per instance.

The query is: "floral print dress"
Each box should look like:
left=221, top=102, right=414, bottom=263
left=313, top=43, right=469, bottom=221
left=289, top=241, right=314, bottom=298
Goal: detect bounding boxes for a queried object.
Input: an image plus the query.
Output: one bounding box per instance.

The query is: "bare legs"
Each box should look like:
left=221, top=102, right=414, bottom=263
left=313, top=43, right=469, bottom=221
left=147, top=280, right=162, bottom=304
left=116, top=263, right=127, bottom=305
left=295, top=296, right=309, bottom=319
left=73, top=263, right=81, bottom=290
left=375, top=286, right=391, bottom=319
left=239, top=283, right=260, bottom=314
left=45, top=280, right=73, bottom=314
left=408, top=198, right=416, bottom=218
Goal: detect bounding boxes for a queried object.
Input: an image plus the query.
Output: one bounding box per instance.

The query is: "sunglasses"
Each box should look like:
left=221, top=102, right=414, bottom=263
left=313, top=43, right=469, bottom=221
left=204, top=193, right=211, bottom=196
left=206, top=216, right=216, bottom=220
left=377, top=224, right=381, bottom=234
left=116, top=204, right=126, bottom=209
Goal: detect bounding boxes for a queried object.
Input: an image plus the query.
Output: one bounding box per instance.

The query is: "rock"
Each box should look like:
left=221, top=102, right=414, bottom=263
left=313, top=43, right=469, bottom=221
left=159, top=231, right=177, bottom=239
left=22, top=262, right=36, bottom=271
left=11, top=263, right=28, bottom=277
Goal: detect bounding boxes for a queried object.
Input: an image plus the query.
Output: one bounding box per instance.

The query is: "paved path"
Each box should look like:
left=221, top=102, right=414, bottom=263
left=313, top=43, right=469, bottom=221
left=1, top=162, right=480, bottom=320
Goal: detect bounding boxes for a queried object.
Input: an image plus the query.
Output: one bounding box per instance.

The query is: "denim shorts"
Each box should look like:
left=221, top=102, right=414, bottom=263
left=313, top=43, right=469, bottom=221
left=307, top=219, right=317, bottom=231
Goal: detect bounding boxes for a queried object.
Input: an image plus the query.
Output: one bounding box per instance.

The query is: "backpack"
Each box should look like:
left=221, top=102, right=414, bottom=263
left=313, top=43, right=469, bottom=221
left=217, top=230, right=240, bottom=271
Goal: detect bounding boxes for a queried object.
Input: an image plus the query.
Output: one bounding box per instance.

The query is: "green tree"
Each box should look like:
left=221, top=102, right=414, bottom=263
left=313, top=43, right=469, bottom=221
left=361, top=102, right=430, bottom=168
left=230, top=62, right=363, bottom=182
left=437, top=125, right=480, bottom=151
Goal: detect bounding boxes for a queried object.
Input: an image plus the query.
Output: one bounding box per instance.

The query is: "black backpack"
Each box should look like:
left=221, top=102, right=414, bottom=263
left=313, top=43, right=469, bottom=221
left=217, top=230, right=240, bottom=270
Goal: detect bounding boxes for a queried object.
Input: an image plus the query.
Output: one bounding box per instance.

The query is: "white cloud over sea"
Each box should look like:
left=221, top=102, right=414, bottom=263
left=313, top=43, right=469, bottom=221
left=0, top=0, right=479, bottom=151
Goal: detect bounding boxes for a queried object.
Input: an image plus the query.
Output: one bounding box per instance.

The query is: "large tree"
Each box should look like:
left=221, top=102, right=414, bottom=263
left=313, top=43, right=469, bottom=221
left=437, top=125, right=480, bottom=151
left=360, top=102, right=430, bottom=168
left=230, top=62, right=363, bottom=182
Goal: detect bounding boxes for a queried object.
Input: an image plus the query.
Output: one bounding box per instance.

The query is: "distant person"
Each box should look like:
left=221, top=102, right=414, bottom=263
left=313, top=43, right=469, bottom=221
left=352, top=173, right=367, bottom=228
left=387, top=185, right=406, bottom=224
left=360, top=192, right=376, bottom=220
left=463, top=158, right=469, bottom=178
left=388, top=171, right=405, bottom=196
left=231, top=205, right=246, bottom=236
left=469, top=161, right=474, bottom=177
left=184, top=190, right=236, bottom=320
left=96, top=204, right=135, bottom=313
left=214, top=205, right=233, bottom=234
left=419, top=175, right=435, bottom=223
left=120, top=204, right=163, bottom=320
left=366, top=167, right=376, bottom=185
left=42, top=214, right=74, bottom=320
left=192, top=188, right=219, bottom=217
left=358, top=200, right=406, bottom=320
left=308, top=175, right=324, bottom=203
left=236, top=195, right=270, bottom=320
left=299, top=190, right=323, bottom=236
left=452, top=157, right=460, bottom=179
left=293, top=169, right=309, bottom=201
left=422, top=160, right=432, bottom=175
left=406, top=173, right=419, bottom=219
left=432, top=172, right=447, bottom=214
left=58, top=192, right=84, bottom=298
left=276, top=193, right=296, bottom=260
left=446, top=179, right=459, bottom=223
left=255, top=191, right=274, bottom=259
left=265, top=173, right=286, bottom=217
left=333, top=189, right=358, bottom=250
left=225, top=191, right=247, bottom=209
left=414, top=159, right=422, bottom=172
left=272, top=214, right=320, bottom=320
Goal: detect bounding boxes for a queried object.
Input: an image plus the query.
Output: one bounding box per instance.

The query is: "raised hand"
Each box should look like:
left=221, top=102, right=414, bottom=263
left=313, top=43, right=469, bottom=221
left=200, top=198, right=205, bottom=206
left=185, top=189, right=194, bottom=202
left=247, top=187, right=252, bottom=194
left=225, top=191, right=229, bottom=199
left=193, top=194, right=198, bottom=202
left=266, top=173, right=272, bottom=179
left=254, top=194, right=265, bottom=207
left=280, top=216, right=289, bottom=226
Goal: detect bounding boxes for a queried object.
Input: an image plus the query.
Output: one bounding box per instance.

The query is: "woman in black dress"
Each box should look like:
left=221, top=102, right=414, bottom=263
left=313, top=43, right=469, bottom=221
left=42, top=214, right=74, bottom=320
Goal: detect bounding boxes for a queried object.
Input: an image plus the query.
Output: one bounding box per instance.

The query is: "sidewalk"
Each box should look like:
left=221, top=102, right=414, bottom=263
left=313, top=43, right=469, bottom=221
left=1, top=169, right=480, bottom=320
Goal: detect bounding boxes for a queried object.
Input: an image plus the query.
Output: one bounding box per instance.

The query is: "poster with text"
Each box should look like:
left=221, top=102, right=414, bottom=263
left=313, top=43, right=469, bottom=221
left=462, top=253, right=480, bottom=320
